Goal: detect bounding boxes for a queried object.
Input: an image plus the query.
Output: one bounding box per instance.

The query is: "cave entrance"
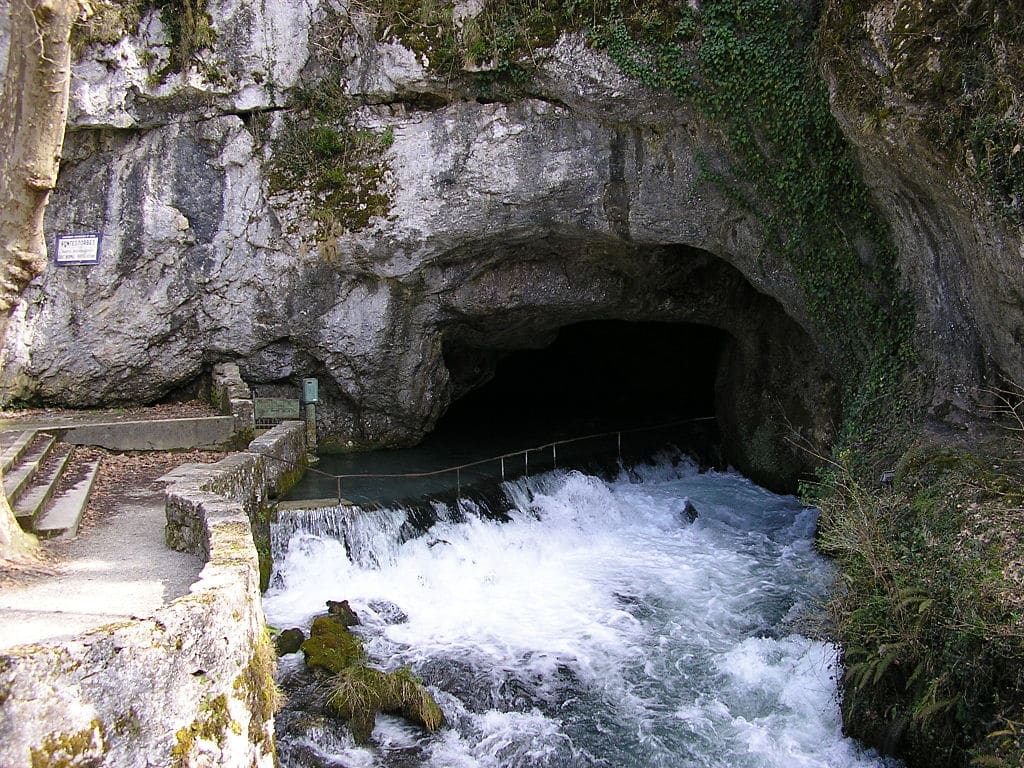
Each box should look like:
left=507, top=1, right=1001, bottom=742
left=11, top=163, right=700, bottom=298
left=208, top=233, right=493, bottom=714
left=283, top=240, right=838, bottom=500
left=436, top=320, right=727, bottom=464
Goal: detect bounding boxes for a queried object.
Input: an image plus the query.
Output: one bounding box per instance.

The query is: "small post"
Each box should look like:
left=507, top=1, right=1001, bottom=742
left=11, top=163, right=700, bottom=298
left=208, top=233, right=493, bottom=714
left=617, top=432, right=622, bottom=461
left=304, top=402, right=318, bottom=455
left=302, top=377, right=319, bottom=459
left=552, top=443, right=557, bottom=469
left=336, top=476, right=342, bottom=505
left=524, top=450, right=529, bottom=477
left=500, top=456, right=505, bottom=481
left=457, top=468, right=461, bottom=500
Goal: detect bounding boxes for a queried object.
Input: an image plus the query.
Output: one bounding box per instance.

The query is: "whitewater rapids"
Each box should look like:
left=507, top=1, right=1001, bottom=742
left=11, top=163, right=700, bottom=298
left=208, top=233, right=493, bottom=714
left=264, top=455, right=898, bottom=768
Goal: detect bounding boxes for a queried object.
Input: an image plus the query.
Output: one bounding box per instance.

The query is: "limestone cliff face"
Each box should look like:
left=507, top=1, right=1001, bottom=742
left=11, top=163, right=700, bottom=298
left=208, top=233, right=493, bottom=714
left=820, top=0, right=1024, bottom=431
left=19, top=0, right=1019, bottom=487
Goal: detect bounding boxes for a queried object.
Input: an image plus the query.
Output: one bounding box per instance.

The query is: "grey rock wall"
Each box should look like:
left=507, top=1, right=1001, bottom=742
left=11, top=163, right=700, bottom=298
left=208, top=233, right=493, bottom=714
left=0, top=1, right=917, bottom=486
left=820, top=0, right=1024, bottom=431
left=3, top=15, right=829, bottom=449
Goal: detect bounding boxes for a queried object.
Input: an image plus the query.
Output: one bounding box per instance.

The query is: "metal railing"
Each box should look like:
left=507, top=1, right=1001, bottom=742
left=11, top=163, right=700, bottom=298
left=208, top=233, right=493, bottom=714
left=260, top=415, right=716, bottom=505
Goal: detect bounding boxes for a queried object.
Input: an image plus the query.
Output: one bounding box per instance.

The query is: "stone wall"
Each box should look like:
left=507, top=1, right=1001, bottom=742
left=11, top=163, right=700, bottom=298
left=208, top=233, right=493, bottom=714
left=165, top=420, right=305, bottom=554
left=0, top=421, right=307, bottom=768
left=210, top=363, right=256, bottom=441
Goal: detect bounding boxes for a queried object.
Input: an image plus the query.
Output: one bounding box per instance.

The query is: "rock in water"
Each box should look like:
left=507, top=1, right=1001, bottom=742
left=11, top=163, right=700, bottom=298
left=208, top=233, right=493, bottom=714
left=366, top=599, right=409, bottom=625
left=300, top=616, right=366, bottom=675
left=326, top=599, right=360, bottom=626
left=275, top=627, right=305, bottom=656
left=681, top=498, right=699, bottom=523
left=299, top=612, right=445, bottom=743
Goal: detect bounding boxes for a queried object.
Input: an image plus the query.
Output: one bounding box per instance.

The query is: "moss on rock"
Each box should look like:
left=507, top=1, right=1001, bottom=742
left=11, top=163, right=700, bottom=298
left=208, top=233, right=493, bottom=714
left=820, top=0, right=1024, bottom=222
left=298, top=611, right=443, bottom=743
left=300, top=616, right=367, bottom=674
left=29, top=720, right=106, bottom=768
left=233, top=631, right=282, bottom=751
left=72, top=0, right=145, bottom=51
left=385, top=667, right=445, bottom=733
left=266, top=86, right=394, bottom=239
left=171, top=694, right=234, bottom=767
left=72, top=0, right=219, bottom=82
left=326, top=665, right=444, bottom=744
left=251, top=506, right=275, bottom=594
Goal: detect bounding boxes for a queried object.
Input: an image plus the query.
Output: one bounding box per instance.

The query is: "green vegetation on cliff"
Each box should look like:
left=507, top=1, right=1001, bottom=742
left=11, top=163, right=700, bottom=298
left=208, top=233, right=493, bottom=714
left=266, top=84, right=395, bottom=240
left=590, top=0, right=916, bottom=447
left=372, top=0, right=915, bottom=444
left=818, top=435, right=1024, bottom=768
left=822, top=0, right=1023, bottom=223
left=72, top=0, right=218, bottom=82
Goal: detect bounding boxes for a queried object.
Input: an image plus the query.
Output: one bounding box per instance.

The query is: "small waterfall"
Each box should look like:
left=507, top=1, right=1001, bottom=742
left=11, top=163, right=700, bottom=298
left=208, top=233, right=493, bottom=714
left=271, top=505, right=414, bottom=569
left=271, top=496, right=480, bottom=570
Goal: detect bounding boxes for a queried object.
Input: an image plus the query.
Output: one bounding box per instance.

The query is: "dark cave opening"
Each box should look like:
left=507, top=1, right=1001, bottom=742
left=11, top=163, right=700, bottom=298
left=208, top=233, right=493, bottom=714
left=287, top=242, right=838, bottom=499
left=436, top=320, right=728, bottom=465
left=285, top=319, right=736, bottom=505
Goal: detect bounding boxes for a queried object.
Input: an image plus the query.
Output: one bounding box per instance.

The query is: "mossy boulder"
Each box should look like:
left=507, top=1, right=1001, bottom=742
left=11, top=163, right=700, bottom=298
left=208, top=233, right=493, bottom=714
left=326, top=666, right=444, bottom=744
left=299, top=611, right=443, bottom=742
left=275, top=628, right=305, bottom=656
left=300, top=617, right=366, bottom=674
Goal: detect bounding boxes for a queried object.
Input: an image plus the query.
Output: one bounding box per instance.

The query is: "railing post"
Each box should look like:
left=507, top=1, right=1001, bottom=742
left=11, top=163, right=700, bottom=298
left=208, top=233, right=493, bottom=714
left=617, top=432, right=622, bottom=461
left=524, top=450, right=529, bottom=477
left=457, top=468, right=461, bottom=500
left=500, top=456, right=505, bottom=481
left=552, top=443, right=557, bottom=469
left=336, top=476, right=342, bottom=505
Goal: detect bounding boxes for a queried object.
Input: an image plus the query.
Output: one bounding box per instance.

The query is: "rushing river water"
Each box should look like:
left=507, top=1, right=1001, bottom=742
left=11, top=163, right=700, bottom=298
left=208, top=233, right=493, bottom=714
left=264, top=454, right=897, bottom=768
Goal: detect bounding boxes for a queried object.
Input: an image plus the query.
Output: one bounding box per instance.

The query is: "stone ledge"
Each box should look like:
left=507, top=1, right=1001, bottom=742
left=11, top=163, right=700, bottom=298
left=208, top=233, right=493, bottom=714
left=59, top=416, right=238, bottom=451
left=0, top=421, right=308, bottom=768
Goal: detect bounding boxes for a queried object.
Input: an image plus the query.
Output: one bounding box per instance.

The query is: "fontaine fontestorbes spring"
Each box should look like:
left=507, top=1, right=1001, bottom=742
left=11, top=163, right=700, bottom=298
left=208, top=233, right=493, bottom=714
left=1, top=0, right=1022, bottom=766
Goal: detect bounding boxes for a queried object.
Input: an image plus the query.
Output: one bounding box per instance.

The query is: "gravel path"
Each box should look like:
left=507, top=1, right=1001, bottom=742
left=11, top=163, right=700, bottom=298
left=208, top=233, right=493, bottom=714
left=0, top=463, right=206, bottom=650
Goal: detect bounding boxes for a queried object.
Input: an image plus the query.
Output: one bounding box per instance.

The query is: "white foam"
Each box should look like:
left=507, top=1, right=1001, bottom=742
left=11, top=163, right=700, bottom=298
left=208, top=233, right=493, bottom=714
left=266, top=457, right=897, bottom=768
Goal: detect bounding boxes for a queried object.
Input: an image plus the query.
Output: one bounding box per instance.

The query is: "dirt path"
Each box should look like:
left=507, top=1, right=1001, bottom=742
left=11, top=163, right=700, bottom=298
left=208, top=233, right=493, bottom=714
left=0, top=450, right=222, bottom=649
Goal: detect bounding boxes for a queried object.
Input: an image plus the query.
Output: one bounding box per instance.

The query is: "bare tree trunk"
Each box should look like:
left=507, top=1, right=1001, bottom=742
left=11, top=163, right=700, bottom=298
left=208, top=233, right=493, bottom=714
left=0, top=0, right=79, bottom=564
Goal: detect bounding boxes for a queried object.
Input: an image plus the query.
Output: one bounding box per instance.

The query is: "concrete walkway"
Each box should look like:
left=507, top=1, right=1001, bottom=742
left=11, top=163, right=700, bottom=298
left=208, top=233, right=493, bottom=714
left=0, top=480, right=203, bottom=649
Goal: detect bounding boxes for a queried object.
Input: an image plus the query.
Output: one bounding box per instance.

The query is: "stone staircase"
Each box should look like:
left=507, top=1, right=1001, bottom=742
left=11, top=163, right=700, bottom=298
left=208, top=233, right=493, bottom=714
left=1, top=430, right=99, bottom=539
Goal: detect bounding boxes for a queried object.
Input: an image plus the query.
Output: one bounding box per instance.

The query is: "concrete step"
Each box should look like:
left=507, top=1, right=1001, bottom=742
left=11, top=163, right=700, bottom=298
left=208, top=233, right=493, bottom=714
left=0, top=430, right=38, bottom=474
left=3, top=433, right=56, bottom=506
left=34, top=459, right=101, bottom=540
left=13, top=443, right=73, bottom=529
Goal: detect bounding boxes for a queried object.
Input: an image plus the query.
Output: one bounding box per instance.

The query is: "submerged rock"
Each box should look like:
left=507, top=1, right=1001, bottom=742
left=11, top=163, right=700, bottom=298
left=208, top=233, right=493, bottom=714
left=680, top=498, right=699, bottom=523
left=275, top=627, right=306, bottom=656
left=366, top=599, right=409, bottom=625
